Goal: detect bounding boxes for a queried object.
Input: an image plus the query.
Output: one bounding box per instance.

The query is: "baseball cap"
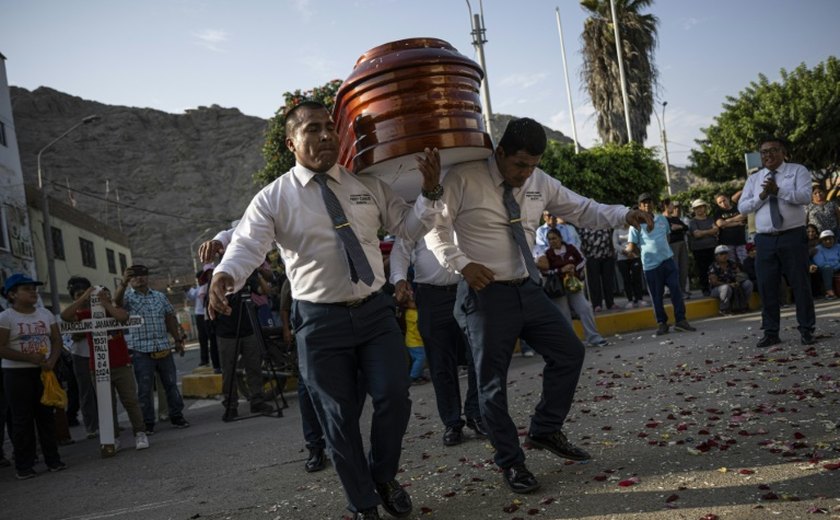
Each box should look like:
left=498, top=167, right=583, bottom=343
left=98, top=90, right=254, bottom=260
left=819, top=230, right=835, bottom=239
left=3, top=274, right=44, bottom=293
left=637, top=193, right=653, bottom=203
left=126, top=265, right=150, bottom=276
left=691, top=199, right=708, bottom=209
left=714, top=245, right=730, bottom=254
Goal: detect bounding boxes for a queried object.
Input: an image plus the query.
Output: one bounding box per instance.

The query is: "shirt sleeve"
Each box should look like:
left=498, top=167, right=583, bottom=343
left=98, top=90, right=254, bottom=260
left=425, top=171, right=473, bottom=274
left=543, top=176, right=629, bottom=231
left=213, top=228, right=235, bottom=248
left=777, top=164, right=812, bottom=205
left=737, top=173, right=765, bottom=215
left=628, top=226, right=640, bottom=245
left=389, top=237, right=414, bottom=284
left=364, top=177, right=444, bottom=242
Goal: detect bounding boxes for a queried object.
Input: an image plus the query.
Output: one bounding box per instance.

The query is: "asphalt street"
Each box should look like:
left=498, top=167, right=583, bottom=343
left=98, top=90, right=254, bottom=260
left=1, top=300, right=838, bottom=520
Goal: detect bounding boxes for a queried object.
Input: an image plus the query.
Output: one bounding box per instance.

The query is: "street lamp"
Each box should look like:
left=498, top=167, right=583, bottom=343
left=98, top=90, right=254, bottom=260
left=652, top=101, right=672, bottom=196
left=37, top=114, right=101, bottom=313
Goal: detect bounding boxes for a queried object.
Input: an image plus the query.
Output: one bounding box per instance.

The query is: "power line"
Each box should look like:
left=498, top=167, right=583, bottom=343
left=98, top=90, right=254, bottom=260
left=49, top=181, right=233, bottom=225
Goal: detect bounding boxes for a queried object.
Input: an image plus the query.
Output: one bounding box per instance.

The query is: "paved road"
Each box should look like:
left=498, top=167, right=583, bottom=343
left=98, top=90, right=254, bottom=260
left=1, top=301, right=838, bottom=520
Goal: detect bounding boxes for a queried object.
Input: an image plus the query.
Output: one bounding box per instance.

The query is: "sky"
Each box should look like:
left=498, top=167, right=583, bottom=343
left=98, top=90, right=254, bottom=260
left=1, top=0, right=838, bottom=167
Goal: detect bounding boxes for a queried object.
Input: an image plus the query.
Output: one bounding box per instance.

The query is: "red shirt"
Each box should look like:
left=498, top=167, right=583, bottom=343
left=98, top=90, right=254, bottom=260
left=76, top=308, right=132, bottom=369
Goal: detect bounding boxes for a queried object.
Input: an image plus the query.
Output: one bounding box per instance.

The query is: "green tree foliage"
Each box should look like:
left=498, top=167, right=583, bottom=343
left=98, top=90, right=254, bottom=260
left=580, top=0, right=659, bottom=145
left=253, top=79, right=343, bottom=187
left=668, top=181, right=745, bottom=210
left=540, top=141, right=666, bottom=206
left=690, top=57, right=840, bottom=182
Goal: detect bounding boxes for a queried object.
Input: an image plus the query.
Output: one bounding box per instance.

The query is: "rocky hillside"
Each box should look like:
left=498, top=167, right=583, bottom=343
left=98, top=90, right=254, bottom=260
left=13, top=87, right=617, bottom=283
left=11, top=87, right=267, bottom=282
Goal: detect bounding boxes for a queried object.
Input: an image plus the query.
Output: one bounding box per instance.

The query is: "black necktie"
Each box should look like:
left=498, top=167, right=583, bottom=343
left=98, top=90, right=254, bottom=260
left=312, top=173, right=375, bottom=286
left=767, top=170, right=784, bottom=229
left=502, top=183, right=541, bottom=283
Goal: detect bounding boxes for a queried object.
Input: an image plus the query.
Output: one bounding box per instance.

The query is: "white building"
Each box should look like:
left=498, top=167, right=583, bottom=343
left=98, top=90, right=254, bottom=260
left=0, top=51, right=37, bottom=299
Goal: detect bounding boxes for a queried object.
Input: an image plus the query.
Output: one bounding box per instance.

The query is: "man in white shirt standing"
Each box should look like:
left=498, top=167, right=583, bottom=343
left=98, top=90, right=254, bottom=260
left=390, top=237, right=486, bottom=447
left=207, top=101, right=442, bottom=520
left=425, top=118, right=651, bottom=494
left=738, top=136, right=816, bottom=347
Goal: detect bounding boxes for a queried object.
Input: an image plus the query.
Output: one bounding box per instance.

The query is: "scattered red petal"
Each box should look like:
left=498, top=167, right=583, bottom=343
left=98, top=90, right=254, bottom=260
left=443, top=491, right=456, bottom=498
left=822, top=463, right=840, bottom=470
left=527, top=509, right=540, bottom=515
left=665, top=494, right=679, bottom=503
left=794, top=432, right=806, bottom=439
left=502, top=504, right=520, bottom=513
left=739, top=469, right=755, bottom=475
left=420, top=506, right=433, bottom=514
left=761, top=492, right=779, bottom=500
left=593, top=475, right=608, bottom=481
left=699, top=515, right=719, bottom=520
left=540, top=497, right=555, bottom=505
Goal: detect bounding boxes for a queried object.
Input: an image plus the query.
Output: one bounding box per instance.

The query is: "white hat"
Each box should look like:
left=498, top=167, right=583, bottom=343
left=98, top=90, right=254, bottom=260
left=714, top=245, right=730, bottom=254
left=691, top=199, right=708, bottom=209
left=819, top=230, right=835, bottom=239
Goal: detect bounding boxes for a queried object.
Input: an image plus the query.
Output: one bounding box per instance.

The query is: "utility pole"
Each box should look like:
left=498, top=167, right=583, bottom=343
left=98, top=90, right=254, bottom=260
left=467, top=0, right=493, bottom=137
left=609, top=0, right=633, bottom=143
left=652, top=101, right=673, bottom=196
left=555, top=6, right=580, bottom=153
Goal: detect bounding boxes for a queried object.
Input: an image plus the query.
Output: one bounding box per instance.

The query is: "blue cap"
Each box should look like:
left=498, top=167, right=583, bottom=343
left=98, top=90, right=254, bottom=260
left=3, top=274, right=44, bottom=293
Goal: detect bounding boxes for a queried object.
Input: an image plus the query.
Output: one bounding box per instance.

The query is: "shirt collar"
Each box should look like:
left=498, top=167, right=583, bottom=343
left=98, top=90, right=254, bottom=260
left=488, top=157, right=506, bottom=188
left=294, top=163, right=342, bottom=187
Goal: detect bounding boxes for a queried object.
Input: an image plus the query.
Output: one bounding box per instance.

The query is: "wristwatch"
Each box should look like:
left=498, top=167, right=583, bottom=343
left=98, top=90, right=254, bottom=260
left=421, top=184, right=444, bottom=201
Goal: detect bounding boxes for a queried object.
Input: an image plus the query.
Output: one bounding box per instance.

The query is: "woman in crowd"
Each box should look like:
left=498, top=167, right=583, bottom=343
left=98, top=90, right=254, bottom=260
left=807, top=184, right=840, bottom=237
left=579, top=227, right=617, bottom=311
left=688, top=199, right=719, bottom=297
left=536, top=229, right=608, bottom=347
left=664, top=200, right=691, bottom=298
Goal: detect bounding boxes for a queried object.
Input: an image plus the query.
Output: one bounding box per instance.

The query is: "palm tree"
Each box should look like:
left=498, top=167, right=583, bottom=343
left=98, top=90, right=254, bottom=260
left=580, top=0, right=659, bottom=145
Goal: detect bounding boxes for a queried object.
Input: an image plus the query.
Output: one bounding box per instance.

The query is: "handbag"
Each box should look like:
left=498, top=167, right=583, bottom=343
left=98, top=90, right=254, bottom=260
left=40, top=369, right=68, bottom=409
left=543, top=272, right=565, bottom=298
left=564, top=273, right=584, bottom=294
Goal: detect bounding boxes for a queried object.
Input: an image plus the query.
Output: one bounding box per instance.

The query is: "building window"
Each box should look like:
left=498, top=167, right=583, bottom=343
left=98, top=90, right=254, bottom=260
left=0, top=121, right=7, bottom=147
left=119, top=252, right=127, bottom=274
left=0, top=206, right=9, bottom=251
left=51, top=227, right=65, bottom=260
left=106, top=248, right=116, bottom=274
left=80, top=238, right=96, bottom=268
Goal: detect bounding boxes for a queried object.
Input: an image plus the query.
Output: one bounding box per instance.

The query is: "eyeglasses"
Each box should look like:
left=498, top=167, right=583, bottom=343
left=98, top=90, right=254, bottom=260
left=759, top=147, right=781, bottom=156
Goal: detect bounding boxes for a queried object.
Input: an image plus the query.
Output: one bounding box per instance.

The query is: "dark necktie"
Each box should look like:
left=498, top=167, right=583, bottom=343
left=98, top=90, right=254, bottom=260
left=312, top=173, right=375, bottom=286
left=502, top=183, right=541, bottom=283
left=767, top=170, right=784, bottom=229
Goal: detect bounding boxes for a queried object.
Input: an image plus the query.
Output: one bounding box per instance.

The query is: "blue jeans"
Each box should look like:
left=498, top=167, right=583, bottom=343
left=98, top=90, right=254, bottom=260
left=132, top=352, right=185, bottom=426
left=408, top=347, right=425, bottom=379
left=415, top=284, right=480, bottom=428
left=292, top=292, right=410, bottom=513
left=643, top=257, right=686, bottom=324
left=456, top=280, right=585, bottom=469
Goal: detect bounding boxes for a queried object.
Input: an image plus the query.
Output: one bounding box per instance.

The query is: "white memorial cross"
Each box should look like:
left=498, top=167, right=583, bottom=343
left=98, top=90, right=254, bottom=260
left=60, top=287, right=143, bottom=457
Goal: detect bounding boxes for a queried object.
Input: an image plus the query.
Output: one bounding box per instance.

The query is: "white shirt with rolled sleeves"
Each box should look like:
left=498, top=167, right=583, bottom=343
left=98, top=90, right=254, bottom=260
left=738, top=162, right=811, bottom=234
left=390, top=236, right=462, bottom=286
left=424, top=157, right=629, bottom=280
left=215, top=163, right=443, bottom=304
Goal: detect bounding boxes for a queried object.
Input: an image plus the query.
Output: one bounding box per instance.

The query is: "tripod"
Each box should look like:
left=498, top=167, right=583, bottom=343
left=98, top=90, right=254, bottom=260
left=224, top=292, right=287, bottom=421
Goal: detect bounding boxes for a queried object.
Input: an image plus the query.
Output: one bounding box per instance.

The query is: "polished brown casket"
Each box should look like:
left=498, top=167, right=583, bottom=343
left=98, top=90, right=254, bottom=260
left=334, top=38, right=493, bottom=200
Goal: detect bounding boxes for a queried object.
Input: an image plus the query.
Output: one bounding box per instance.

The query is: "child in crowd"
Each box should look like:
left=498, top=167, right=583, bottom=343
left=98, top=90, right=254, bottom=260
left=402, top=295, right=427, bottom=385
left=0, top=274, right=66, bottom=479
left=60, top=280, right=150, bottom=451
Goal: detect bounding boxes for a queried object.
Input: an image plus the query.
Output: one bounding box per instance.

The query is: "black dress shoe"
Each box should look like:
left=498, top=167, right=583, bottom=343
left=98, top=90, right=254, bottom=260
left=375, top=480, right=412, bottom=518
left=443, top=425, right=463, bottom=446
left=756, top=335, right=782, bottom=348
left=801, top=331, right=816, bottom=345
left=465, top=417, right=488, bottom=437
left=221, top=408, right=238, bottom=422
left=502, top=463, right=540, bottom=494
left=304, top=447, right=326, bottom=473
left=525, top=431, right=591, bottom=461
left=353, top=507, right=381, bottom=520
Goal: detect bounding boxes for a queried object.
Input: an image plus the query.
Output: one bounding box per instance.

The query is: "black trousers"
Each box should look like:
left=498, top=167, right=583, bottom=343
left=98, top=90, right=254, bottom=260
left=3, top=368, right=62, bottom=472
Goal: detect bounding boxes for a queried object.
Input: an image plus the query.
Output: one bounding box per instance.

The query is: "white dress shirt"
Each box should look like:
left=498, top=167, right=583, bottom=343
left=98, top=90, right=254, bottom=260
left=390, top=236, right=462, bottom=286
left=215, top=163, right=442, bottom=303
left=425, top=157, right=629, bottom=280
left=738, top=162, right=811, bottom=233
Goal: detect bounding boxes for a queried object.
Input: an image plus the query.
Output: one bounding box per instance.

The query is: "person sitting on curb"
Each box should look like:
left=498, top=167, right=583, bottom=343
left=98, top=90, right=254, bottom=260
left=536, top=228, right=609, bottom=347
left=708, top=246, right=753, bottom=315
left=810, top=230, right=840, bottom=299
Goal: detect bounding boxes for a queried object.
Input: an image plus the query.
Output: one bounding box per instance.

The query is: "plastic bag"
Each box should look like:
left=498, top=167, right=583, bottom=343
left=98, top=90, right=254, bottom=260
left=564, top=273, right=584, bottom=294
left=41, top=369, right=68, bottom=409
